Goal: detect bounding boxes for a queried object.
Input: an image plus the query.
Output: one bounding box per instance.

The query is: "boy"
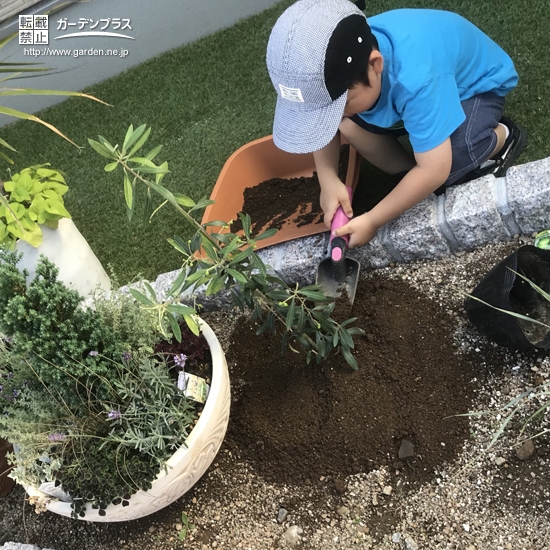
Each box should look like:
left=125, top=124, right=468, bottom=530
left=266, top=0, right=526, bottom=249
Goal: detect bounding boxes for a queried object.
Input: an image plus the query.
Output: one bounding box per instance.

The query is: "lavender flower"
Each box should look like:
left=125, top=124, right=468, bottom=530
left=48, top=433, right=66, bottom=442
left=88, top=350, right=99, bottom=357
left=174, top=354, right=188, bottom=369
left=107, top=410, right=122, bottom=420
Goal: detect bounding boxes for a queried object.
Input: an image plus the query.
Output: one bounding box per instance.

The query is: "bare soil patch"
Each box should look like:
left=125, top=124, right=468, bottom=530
left=225, top=277, right=476, bottom=487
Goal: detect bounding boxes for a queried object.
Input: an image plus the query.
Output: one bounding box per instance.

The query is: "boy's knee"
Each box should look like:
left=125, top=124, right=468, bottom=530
left=338, top=117, right=356, bottom=137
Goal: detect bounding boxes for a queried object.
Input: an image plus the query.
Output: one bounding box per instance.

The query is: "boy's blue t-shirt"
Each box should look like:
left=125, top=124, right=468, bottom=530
left=358, top=9, right=518, bottom=153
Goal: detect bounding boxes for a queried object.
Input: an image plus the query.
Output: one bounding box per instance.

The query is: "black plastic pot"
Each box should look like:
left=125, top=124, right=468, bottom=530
left=465, top=245, right=550, bottom=349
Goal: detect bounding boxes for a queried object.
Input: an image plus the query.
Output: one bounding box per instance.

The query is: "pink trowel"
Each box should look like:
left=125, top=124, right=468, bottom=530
left=315, top=186, right=360, bottom=306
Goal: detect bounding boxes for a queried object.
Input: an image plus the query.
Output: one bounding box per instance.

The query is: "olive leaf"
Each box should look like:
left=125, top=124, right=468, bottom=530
left=92, top=126, right=364, bottom=369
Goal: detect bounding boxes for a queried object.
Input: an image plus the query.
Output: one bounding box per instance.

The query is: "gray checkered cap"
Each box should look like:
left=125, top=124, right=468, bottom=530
left=267, top=0, right=365, bottom=154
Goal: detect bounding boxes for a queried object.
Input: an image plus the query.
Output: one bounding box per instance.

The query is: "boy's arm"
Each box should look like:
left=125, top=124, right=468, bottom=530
left=333, top=138, right=452, bottom=248
left=313, top=133, right=354, bottom=228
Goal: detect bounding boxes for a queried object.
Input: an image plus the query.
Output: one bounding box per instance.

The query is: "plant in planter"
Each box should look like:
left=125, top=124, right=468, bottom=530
left=0, top=164, right=111, bottom=295
left=0, top=164, right=70, bottom=248
left=88, top=125, right=363, bottom=368
left=465, top=245, right=550, bottom=349
left=0, top=36, right=112, bottom=498
left=0, top=251, right=229, bottom=521
left=464, top=245, right=550, bottom=450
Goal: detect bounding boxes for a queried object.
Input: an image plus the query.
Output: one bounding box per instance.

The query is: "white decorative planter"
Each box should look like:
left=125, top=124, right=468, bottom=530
left=25, top=318, right=230, bottom=521
left=15, top=218, right=111, bottom=296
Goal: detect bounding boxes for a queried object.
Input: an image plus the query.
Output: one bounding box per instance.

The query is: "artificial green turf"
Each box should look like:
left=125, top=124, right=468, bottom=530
left=0, top=0, right=548, bottom=283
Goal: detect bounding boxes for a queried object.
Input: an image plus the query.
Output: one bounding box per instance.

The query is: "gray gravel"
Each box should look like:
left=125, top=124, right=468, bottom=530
left=2, top=237, right=550, bottom=549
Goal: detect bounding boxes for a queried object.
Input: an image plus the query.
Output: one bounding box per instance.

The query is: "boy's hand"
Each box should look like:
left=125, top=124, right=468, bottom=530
left=313, top=133, right=353, bottom=228
left=332, top=138, right=453, bottom=249
left=332, top=212, right=378, bottom=249
left=319, top=179, right=354, bottom=229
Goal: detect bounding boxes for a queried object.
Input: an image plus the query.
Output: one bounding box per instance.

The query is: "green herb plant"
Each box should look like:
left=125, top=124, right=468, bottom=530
left=534, top=228, right=550, bottom=250
left=178, top=511, right=195, bottom=541
left=0, top=164, right=71, bottom=248
left=50, top=354, right=198, bottom=519
left=89, top=125, right=364, bottom=369
left=0, top=252, right=202, bottom=518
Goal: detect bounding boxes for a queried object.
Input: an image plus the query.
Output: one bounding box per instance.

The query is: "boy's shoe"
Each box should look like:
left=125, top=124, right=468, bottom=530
left=472, top=115, right=528, bottom=179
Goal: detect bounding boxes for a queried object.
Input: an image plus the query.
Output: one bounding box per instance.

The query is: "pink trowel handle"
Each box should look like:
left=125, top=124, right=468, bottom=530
left=329, top=186, right=353, bottom=262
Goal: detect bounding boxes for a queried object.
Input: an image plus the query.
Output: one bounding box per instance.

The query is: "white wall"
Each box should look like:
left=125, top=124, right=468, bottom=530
left=0, top=0, right=280, bottom=125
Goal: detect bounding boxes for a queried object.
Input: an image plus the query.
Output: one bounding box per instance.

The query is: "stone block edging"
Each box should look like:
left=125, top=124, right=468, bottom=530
left=138, top=156, right=550, bottom=302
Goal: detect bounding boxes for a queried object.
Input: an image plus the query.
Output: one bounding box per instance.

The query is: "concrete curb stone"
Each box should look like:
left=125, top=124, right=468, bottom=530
left=444, top=175, right=511, bottom=250
left=507, top=157, right=550, bottom=234
left=146, top=157, right=550, bottom=303
left=386, top=196, right=452, bottom=262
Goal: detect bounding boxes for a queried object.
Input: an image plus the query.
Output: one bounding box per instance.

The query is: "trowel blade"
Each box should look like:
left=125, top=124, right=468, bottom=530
left=315, top=257, right=360, bottom=306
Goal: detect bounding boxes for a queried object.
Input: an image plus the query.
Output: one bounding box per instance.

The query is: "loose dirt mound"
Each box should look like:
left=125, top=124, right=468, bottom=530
left=226, top=276, right=476, bottom=485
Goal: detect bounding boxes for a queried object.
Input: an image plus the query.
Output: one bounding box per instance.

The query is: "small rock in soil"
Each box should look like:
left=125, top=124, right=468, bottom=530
left=392, top=459, right=404, bottom=470
left=277, top=508, right=288, bottom=523
left=282, top=525, right=303, bottom=546
left=334, top=477, right=347, bottom=494
left=404, top=536, right=419, bottom=550
left=399, top=439, right=415, bottom=460
left=516, top=439, right=535, bottom=461
left=392, top=532, right=402, bottom=543
left=383, top=485, right=393, bottom=495
left=337, top=505, right=350, bottom=517
left=494, top=457, right=506, bottom=466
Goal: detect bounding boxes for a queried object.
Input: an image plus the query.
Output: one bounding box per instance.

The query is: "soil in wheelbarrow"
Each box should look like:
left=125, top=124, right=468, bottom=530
left=225, top=274, right=476, bottom=487
left=230, top=148, right=397, bottom=236
left=232, top=145, right=350, bottom=235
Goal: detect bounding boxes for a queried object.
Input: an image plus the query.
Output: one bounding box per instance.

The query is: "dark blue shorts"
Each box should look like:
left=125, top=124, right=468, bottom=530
left=349, top=92, right=506, bottom=187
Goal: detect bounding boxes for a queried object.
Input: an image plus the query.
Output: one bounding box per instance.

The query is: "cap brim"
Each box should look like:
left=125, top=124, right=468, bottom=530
left=272, top=91, right=348, bottom=154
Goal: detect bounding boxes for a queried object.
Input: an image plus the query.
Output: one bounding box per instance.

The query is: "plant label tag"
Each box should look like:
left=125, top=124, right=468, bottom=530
left=177, top=372, right=210, bottom=404
left=38, top=481, right=72, bottom=502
